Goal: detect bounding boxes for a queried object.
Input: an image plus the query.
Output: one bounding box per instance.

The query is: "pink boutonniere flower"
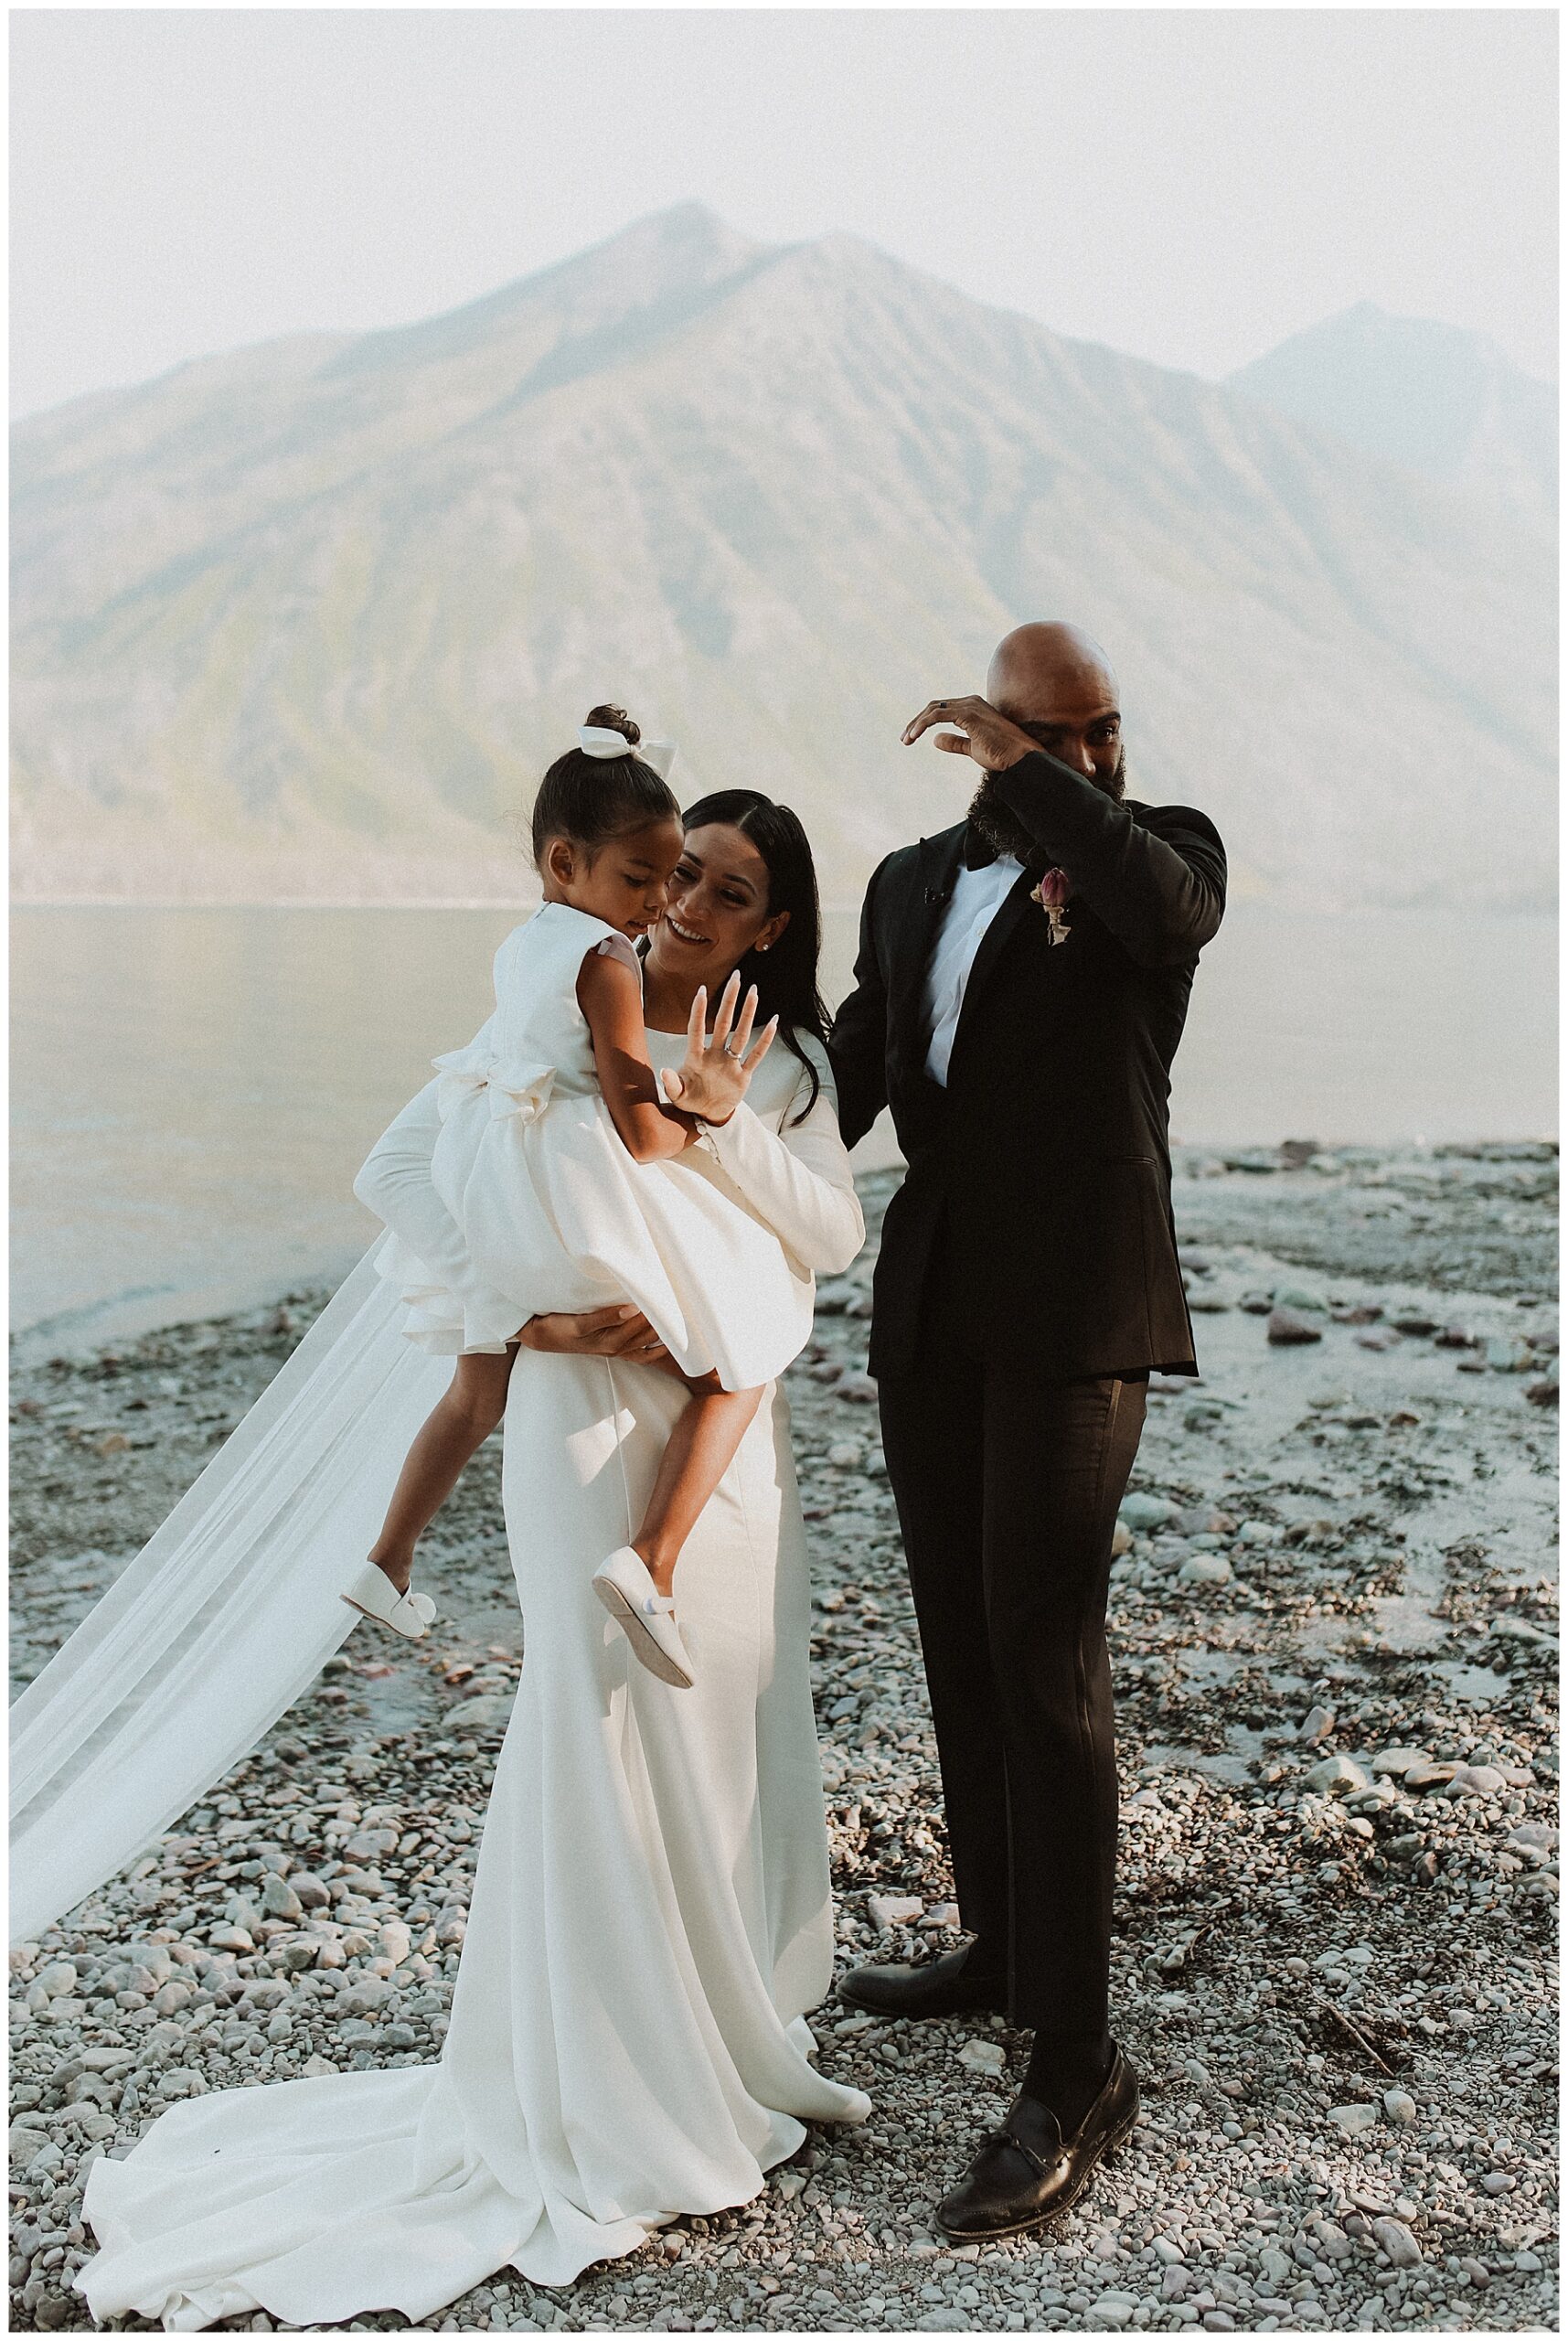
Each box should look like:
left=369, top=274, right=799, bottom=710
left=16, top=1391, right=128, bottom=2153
left=1031, top=865, right=1072, bottom=945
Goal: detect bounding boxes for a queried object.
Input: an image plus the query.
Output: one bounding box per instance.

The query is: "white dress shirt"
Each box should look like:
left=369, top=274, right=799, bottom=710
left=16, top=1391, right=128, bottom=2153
left=922, top=852, right=1024, bottom=1085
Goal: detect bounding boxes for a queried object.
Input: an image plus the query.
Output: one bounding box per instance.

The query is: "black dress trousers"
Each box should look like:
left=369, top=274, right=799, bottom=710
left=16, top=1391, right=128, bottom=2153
left=875, top=1225, right=1147, bottom=2038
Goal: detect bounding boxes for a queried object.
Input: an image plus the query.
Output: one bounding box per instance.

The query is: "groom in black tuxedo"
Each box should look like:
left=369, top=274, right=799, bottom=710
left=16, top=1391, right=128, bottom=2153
left=828, top=622, right=1225, bottom=2238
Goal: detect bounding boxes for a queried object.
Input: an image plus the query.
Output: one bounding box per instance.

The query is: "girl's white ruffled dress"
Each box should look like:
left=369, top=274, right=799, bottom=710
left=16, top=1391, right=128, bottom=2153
left=374, top=901, right=815, bottom=1386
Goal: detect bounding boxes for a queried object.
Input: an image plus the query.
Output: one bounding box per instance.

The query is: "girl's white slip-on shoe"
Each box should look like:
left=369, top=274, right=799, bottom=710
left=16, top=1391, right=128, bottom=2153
left=339, top=1561, right=434, bottom=1640
left=591, top=1545, right=694, bottom=1689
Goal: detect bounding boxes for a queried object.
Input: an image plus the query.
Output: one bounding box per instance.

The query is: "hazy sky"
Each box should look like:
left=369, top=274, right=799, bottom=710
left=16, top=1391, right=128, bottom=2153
left=11, top=8, right=1556, bottom=418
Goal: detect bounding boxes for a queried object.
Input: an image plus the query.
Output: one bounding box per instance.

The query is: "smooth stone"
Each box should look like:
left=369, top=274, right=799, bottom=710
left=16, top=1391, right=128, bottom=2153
left=343, top=1828, right=399, bottom=1859
left=1509, top=1822, right=1557, bottom=1849
left=1174, top=1503, right=1233, bottom=1536
left=1305, top=1756, right=1369, bottom=1795
left=1371, top=2218, right=1422, bottom=2269
left=837, top=1374, right=879, bottom=1404
left=1120, top=1493, right=1177, bottom=1533
left=1446, top=1764, right=1507, bottom=1798
left=1328, top=2104, right=1379, bottom=2136
left=441, top=1693, right=511, bottom=1734
left=1178, top=1555, right=1232, bottom=1587
left=868, top=1894, right=924, bottom=1930
left=1267, top=1310, right=1323, bottom=1346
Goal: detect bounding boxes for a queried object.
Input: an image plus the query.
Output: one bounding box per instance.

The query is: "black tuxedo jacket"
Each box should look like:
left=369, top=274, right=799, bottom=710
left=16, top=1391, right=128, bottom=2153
left=827, top=749, right=1226, bottom=1383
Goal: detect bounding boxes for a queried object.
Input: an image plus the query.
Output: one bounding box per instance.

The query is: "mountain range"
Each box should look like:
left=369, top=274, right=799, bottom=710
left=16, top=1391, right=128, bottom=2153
left=1226, top=300, right=1555, bottom=522
left=11, top=203, right=1556, bottom=909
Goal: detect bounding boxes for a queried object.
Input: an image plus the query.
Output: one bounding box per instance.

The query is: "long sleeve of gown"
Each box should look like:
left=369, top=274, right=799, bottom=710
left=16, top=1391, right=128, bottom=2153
left=695, top=1042, right=865, bottom=1278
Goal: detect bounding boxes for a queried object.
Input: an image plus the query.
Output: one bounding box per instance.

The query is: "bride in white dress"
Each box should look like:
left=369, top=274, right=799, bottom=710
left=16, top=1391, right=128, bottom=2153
left=70, top=789, right=873, bottom=2328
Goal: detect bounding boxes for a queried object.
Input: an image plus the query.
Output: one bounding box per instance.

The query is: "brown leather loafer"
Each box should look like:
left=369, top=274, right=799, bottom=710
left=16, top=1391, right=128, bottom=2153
left=936, top=2047, right=1140, bottom=2239
left=838, top=1945, right=1006, bottom=2020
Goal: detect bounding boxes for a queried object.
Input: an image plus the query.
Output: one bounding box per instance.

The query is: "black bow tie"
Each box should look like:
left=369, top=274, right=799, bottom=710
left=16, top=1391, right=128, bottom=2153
left=962, top=822, right=999, bottom=871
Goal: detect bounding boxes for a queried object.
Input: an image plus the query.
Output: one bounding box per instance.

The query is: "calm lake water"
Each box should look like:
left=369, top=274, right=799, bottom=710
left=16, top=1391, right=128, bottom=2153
left=12, top=903, right=1556, bottom=1357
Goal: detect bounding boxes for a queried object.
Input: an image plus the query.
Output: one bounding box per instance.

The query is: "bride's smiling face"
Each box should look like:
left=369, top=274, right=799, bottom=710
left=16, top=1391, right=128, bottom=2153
left=648, top=823, right=789, bottom=989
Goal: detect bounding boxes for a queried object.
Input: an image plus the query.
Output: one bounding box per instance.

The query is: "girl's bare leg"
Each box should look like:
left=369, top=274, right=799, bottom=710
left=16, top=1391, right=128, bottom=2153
left=632, top=1384, right=765, bottom=1598
left=368, top=1349, right=517, bottom=1593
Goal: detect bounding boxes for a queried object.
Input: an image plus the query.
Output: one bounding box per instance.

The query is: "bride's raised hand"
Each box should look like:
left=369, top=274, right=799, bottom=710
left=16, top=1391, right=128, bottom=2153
left=659, top=969, right=778, bottom=1125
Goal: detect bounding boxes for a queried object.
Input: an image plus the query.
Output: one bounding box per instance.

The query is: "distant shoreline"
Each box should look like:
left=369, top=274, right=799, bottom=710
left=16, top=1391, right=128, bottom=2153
left=12, top=1139, right=1559, bottom=1368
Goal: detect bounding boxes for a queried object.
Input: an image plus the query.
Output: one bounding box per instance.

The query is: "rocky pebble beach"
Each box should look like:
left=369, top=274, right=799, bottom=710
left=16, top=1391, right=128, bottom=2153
left=9, top=1138, right=1559, bottom=2334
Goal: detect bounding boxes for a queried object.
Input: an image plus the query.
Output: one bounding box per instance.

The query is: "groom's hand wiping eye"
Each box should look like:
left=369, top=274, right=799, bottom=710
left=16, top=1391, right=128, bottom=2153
left=901, top=695, right=1038, bottom=772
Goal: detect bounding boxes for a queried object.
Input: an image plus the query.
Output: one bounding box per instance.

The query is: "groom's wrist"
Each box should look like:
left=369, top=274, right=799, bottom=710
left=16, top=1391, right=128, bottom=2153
left=990, top=747, right=1109, bottom=854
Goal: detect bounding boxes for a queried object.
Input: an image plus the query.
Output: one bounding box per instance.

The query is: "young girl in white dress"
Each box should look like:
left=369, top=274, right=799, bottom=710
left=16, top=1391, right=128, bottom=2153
left=344, top=707, right=813, bottom=1688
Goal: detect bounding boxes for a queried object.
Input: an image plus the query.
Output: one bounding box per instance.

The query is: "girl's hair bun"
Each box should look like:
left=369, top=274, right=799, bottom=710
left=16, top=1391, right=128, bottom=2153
left=583, top=703, right=640, bottom=749
left=532, top=703, right=675, bottom=864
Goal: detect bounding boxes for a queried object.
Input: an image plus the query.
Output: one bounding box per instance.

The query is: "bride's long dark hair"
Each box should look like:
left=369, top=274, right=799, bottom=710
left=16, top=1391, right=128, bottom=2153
left=678, top=789, right=831, bottom=1127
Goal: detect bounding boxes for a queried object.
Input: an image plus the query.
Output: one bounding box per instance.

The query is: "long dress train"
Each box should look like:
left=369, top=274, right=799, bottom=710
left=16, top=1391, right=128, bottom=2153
left=75, top=1035, right=871, bottom=2328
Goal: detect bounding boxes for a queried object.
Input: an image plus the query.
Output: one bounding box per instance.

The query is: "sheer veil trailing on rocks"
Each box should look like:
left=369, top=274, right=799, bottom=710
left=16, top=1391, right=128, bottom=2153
left=9, top=1245, right=453, bottom=1946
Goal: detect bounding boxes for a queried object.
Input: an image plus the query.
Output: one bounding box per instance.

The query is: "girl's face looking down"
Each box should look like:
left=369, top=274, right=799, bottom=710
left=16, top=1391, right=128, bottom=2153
left=539, top=816, right=686, bottom=942
left=648, top=822, right=791, bottom=992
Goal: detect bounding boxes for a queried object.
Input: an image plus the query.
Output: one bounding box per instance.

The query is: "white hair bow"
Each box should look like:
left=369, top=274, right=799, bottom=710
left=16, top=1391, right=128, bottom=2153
left=578, top=725, right=677, bottom=780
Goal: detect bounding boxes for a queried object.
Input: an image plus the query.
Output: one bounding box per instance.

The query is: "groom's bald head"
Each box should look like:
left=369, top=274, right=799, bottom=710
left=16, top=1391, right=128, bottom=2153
left=987, top=625, right=1124, bottom=792
left=966, top=623, right=1127, bottom=861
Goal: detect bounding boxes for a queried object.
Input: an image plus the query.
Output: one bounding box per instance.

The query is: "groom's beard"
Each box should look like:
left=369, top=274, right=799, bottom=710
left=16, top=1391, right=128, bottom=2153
left=967, top=746, right=1128, bottom=865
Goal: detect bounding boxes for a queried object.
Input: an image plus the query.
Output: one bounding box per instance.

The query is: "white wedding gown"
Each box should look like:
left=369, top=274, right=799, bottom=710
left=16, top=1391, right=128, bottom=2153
left=75, top=1031, right=872, bottom=2330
